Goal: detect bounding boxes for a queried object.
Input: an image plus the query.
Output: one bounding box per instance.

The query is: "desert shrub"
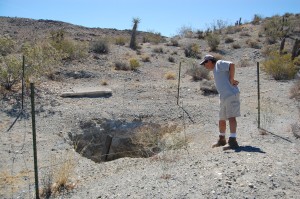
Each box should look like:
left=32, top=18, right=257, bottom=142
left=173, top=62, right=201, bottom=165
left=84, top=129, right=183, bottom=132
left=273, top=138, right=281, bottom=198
left=169, top=38, right=179, bottom=46
left=165, top=71, right=176, bottom=80
left=153, top=47, right=164, bottom=53
left=240, top=32, right=250, bottom=37
left=115, top=61, right=130, bottom=71
left=252, top=14, right=262, bottom=25
left=22, top=41, right=61, bottom=81
left=91, top=39, right=109, bottom=54
left=131, top=124, right=184, bottom=156
left=184, top=43, right=200, bottom=58
left=50, top=35, right=88, bottom=60
left=225, top=37, right=234, bottom=43
left=129, top=58, right=140, bottom=70
left=0, top=36, right=15, bottom=56
left=206, top=34, right=220, bottom=51
left=186, top=62, right=210, bottom=81
left=142, top=32, right=165, bottom=44
left=225, top=26, right=242, bottom=34
left=293, top=56, right=300, bottom=66
left=265, top=36, right=277, bottom=45
left=239, top=59, right=250, bottom=67
left=40, top=153, right=76, bottom=198
left=115, top=37, right=127, bottom=46
left=262, top=51, right=297, bottom=80
left=178, top=25, right=193, bottom=38
left=232, top=43, right=241, bottom=49
left=168, top=56, right=175, bottom=63
left=141, top=55, right=151, bottom=62
left=246, top=39, right=260, bottom=49
left=261, top=15, right=292, bottom=42
left=0, top=55, right=22, bottom=90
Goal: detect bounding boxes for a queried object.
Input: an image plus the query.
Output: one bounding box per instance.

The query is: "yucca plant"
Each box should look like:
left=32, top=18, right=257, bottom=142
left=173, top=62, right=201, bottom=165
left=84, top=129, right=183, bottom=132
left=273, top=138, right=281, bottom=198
left=130, top=18, right=140, bottom=50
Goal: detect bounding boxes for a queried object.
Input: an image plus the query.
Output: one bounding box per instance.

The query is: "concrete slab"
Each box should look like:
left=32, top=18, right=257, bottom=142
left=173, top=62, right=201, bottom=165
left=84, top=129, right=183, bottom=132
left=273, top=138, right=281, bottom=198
left=61, top=87, right=112, bottom=98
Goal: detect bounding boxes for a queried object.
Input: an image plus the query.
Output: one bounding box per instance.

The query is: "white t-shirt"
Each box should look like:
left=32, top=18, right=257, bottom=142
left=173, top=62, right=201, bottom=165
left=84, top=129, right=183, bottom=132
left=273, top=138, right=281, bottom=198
left=213, top=60, right=240, bottom=99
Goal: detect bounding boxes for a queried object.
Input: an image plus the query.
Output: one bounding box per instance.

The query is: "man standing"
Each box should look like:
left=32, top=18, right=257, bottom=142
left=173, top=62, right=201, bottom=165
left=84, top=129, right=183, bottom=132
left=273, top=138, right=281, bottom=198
left=200, top=54, right=240, bottom=149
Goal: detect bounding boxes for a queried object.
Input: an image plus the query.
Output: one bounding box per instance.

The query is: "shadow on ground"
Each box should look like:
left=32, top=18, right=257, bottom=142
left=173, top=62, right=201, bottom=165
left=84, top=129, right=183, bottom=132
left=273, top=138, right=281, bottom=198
left=234, top=145, right=265, bottom=153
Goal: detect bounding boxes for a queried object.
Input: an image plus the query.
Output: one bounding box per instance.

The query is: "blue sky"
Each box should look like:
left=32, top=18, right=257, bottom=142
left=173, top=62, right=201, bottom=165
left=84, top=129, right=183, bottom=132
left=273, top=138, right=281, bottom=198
left=0, top=0, right=299, bottom=37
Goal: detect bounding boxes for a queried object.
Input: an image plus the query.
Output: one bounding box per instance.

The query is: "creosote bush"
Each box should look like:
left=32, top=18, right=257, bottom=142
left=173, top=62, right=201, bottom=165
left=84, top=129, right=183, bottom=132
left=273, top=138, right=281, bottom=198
left=129, top=58, right=140, bottom=70
left=186, top=62, right=210, bottom=81
left=0, top=36, right=15, bottom=56
left=206, top=33, right=220, bottom=51
left=92, top=40, right=109, bottom=54
left=165, top=71, right=176, bottom=80
left=184, top=43, right=200, bottom=58
left=262, top=51, right=297, bottom=80
left=0, top=55, right=22, bottom=90
left=115, top=61, right=130, bottom=71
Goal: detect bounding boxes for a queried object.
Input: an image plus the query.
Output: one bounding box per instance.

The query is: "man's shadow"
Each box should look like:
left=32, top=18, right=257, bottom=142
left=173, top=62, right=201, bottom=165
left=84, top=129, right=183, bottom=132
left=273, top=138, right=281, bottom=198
left=234, top=145, right=265, bottom=153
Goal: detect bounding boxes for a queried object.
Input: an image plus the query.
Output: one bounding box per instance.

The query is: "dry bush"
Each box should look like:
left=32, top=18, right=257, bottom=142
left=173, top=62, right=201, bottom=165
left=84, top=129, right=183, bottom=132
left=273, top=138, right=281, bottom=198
left=40, top=154, right=76, bottom=198
left=142, top=32, right=165, bottom=44
left=169, top=38, right=179, bottom=46
left=0, top=54, right=22, bottom=90
left=141, top=55, right=151, bottom=62
left=101, top=80, right=108, bottom=86
left=206, top=33, right=220, bottom=51
left=115, top=37, right=127, bottom=46
left=168, top=56, right=175, bottom=63
left=0, top=35, right=15, bottom=56
left=184, top=43, right=200, bottom=58
left=0, top=169, right=30, bottom=196
left=262, top=51, right=297, bottom=80
left=225, top=26, right=242, bottom=34
left=153, top=47, right=164, bottom=53
left=129, top=58, right=140, bottom=70
left=91, top=39, right=109, bottom=54
left=246, top=39, right=260, bottom=49
left=232, top=43, right=241, bottom=49
left=225, top=37, right=234, bottom=43
left=186, top=61, right=210, bottom=81
left=114, top=61, right=130, bottom=71
left=165, top=71, right=176, bottom=80
left=178, top=25, right=194, bottom=38
left=240, top=31, right=250, bottom=37
left=131, top=124, right=185, bottom=157
left=239, top=59, right=250, bottom=67
left=252, top=14, right=263, bottom=25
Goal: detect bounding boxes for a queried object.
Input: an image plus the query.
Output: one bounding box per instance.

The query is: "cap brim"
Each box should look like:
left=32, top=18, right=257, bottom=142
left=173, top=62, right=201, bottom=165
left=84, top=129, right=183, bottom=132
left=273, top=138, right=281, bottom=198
left=200, top=60, right=206, bottom=65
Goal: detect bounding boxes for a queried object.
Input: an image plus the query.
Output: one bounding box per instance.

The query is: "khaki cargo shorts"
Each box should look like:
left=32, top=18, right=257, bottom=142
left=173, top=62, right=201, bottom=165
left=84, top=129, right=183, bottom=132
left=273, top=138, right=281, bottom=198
left=219, top=93, right=241, bottom=120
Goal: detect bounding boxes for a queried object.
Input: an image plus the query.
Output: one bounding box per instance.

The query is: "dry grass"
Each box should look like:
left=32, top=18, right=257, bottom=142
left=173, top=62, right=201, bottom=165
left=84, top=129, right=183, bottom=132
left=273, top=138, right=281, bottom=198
left=40, top=153, right=77, bottom=198
left=0, top=169, right=31, bottom=196
left=165, top=71, right=176, bottom=80
left=131, top=123, right=186, bottom=157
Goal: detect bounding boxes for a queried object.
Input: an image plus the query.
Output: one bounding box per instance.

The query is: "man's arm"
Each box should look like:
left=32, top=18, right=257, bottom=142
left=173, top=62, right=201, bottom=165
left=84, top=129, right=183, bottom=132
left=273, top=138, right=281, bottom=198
left=229, top=63, right=239, bottom=86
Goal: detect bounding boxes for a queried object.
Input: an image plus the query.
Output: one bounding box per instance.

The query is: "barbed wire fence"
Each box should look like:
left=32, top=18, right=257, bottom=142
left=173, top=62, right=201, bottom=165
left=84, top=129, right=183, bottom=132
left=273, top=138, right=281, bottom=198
left=1, top=60, right=298, bottom=198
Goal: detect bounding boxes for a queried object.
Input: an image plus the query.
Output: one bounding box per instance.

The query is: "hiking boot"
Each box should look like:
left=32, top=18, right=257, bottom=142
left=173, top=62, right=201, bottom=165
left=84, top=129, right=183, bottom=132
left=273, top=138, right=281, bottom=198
left=212, top=136, right=226, bottom=148
left=223, top=137, right=239, bottom=150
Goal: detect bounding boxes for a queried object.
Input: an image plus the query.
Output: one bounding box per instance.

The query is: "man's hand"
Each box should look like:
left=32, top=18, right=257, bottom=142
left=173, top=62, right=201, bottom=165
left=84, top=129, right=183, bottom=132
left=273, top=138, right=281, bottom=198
left=230, top=79, right=239, bottom=86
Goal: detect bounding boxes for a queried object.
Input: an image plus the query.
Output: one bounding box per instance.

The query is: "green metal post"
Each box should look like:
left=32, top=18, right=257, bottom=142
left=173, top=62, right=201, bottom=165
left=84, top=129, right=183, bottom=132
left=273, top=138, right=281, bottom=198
left=30, top=83, right=39, bottom=199
left=257, top=62, right=261, bottom=129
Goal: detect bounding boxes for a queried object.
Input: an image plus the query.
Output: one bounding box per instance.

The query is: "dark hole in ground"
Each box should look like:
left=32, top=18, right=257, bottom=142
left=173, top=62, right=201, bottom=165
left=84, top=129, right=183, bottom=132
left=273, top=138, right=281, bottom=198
left=68, top=118, right=183, bottom=163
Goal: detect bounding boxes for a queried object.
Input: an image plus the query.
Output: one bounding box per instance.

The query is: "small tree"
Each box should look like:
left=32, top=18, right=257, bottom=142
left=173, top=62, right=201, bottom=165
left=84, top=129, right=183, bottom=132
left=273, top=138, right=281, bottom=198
left=130, top=18, right=140, bottom=50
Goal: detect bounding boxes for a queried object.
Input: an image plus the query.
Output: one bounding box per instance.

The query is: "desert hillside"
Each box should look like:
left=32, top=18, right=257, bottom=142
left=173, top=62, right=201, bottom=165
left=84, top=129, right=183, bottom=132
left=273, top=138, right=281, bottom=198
left=1, top=14, right=300, bottom=199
